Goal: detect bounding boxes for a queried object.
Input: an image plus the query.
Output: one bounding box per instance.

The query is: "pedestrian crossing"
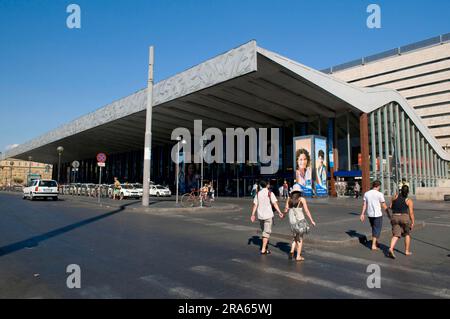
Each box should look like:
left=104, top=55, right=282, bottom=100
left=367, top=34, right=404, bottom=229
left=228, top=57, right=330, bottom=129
left=137, top=246, right=450, bottom=299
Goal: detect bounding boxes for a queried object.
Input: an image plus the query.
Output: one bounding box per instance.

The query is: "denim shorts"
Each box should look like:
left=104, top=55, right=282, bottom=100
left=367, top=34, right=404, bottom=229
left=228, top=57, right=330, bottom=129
left=368, top=216, right=383, bottom=238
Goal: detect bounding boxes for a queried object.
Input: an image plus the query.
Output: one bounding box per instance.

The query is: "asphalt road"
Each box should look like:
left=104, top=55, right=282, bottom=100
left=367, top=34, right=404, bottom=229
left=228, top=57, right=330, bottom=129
left=1, top=192, right=449, bottom=299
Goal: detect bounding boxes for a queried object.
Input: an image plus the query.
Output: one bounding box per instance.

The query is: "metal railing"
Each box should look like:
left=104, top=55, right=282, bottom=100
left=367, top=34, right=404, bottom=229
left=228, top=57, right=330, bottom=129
left=322, top=33, right=450, bottom=74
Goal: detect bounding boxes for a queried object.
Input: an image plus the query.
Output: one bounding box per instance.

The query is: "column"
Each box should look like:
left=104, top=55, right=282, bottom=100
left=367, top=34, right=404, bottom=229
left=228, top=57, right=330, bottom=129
left=389, top=103, right=396, bottom=186
left=400, top=110, right=407, bottom=181
left=433, top=152, right=438, bottom=187
left=360, top=113, right=370, bottom=193
left=347, top=113, right=351, bottom=171
left=377, top=109, right=384, bottom=193
left=383, top=106, right=391, bottom=195
left=421, top=139, right=426, bottom=186
left=417, top=131, right=422, bottom=187
left=411, top=126, right=417, bottom=194
left=328, top=118, right=337, bottom=197
left=425, top=144, right=431, bottom=187
left=406, top=119, right=412, bottom=187
left=370, top=112, right=376, bottom=180
left=395, top=104, right=402, bottom=182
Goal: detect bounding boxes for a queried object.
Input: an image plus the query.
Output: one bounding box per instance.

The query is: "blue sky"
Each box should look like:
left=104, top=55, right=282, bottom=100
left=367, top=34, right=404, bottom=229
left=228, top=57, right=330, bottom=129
left=1, top=0, right=449, bottom=153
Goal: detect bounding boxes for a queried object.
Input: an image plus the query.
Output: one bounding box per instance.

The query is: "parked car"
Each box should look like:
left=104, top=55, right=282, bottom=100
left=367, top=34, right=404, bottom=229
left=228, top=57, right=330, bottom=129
left=149, top=184, right=171, bottom=197
left=23, top=179, right=59, bottom=201
left=119, top=184, right=142, bottom=199
left=130, top=183, right=144, bottom=197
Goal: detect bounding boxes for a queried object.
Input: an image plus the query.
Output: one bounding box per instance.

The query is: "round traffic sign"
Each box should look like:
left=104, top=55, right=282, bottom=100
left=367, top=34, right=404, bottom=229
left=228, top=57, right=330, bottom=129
left=72, top=161, right=80, bottom=168
left=96, top=153, right=107, bottom=163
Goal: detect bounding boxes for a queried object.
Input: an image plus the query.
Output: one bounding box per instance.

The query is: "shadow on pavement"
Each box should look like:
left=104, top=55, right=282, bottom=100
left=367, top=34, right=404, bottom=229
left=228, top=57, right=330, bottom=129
left=247, top=235, right=291, bottom=257
left=0, top=202, right=135, bottom=257
left=346, top=230, right=392, bottom=256
left=412, top=236, right=450, bottom=252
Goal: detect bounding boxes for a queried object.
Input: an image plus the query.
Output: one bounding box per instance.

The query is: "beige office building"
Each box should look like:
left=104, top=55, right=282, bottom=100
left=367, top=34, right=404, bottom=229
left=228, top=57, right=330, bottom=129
left=326, top=34, right=450, bottom=153
left=0, top=159, right=53, bottom=187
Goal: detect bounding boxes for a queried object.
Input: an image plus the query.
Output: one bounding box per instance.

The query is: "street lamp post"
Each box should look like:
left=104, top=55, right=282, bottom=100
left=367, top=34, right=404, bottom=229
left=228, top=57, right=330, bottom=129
left=57, top=146, right=64, bottom=184
left=175, top=137, right=186, bottom=205
left=199, top=136, right=207, bottom=208
left=9, top=161, right=14, bottom=191
left=142, top=46, right=155, bottom=207
left=28, top=156, right=32, bottom=185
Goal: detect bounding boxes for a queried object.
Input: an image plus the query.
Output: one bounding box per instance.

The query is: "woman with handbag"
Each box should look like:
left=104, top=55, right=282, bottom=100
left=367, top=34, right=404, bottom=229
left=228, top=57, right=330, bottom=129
left=284, top=184, right=316, bottom=261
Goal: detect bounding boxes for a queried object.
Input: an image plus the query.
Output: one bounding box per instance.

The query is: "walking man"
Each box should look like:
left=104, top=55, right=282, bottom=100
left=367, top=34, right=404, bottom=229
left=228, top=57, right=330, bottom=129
left=250, top=180, right=284, bottom=255
left=360, top=180, right=388, bottom=251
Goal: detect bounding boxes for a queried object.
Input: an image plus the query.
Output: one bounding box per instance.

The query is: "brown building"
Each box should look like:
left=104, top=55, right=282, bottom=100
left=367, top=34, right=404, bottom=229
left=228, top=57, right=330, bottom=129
left=0, top=158, right=53, bottom=187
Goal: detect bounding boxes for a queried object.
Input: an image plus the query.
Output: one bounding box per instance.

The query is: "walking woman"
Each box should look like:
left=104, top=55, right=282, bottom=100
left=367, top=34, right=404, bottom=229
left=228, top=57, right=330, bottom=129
left=284, top=184, right=316, bottom=261
left=388, top=185, right=415, bottom=259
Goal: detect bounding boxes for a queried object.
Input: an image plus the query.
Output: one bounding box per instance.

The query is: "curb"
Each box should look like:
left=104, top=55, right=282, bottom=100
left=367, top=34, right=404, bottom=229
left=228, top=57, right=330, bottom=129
left=258, top=220, right=426, bottom=247
left=59, top=195, right=241, bottom=214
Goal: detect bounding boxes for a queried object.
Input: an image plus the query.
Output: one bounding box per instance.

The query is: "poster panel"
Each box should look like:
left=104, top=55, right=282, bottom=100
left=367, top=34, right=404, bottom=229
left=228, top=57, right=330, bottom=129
left=314, top=137, right=328, bottom=197
left=293, top=137, right=313, bottom=197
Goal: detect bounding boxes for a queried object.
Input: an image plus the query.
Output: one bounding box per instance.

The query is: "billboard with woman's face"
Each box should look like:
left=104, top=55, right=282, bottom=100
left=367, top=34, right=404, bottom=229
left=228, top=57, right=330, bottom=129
left=293, top=137, right=313, bottom=197
left=314, top=137, right=328, bottom=197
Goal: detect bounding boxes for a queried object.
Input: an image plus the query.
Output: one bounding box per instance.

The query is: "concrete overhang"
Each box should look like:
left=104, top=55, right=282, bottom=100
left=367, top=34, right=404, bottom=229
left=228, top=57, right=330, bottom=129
left=4, top=40, right=450, bottom=163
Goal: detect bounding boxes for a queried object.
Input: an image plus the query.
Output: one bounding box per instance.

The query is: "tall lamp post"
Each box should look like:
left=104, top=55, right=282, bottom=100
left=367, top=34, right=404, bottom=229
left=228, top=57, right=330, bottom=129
left=57, top=146, right=64, bottom=184
left=175, top=137, right=186, bottom=205
left=9, top=161, right=14, bottom=190
left=199, top=135, right=207, bottom=208
left=28, top=156, right=32, bottom=185
left=142, top=46, right=154, bottom=207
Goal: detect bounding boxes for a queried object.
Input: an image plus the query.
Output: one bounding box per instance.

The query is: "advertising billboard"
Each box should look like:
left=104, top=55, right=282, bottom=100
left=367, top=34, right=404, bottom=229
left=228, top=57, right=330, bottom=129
left=293, top=137, right=313, bottom=197
left=314, top=137, right=328, bottom=197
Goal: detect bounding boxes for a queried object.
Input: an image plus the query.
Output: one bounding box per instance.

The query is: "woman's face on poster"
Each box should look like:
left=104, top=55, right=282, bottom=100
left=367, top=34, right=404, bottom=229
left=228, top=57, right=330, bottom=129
left=187, top=164, right=195, bottom=175
left=297, top=153, right=308, bottom=170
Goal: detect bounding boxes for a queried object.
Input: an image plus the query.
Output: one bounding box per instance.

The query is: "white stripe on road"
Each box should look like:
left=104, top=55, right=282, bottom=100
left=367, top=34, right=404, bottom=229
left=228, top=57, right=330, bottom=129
left=290, top=256, right=450, bottom=298
left=231, top=258, right=386, bottom=299
left=308, top=250, right=450, bottom=283
left=140, top=274, right=211, bottom=299
left=426, top=222, right=450, bottom=228
left=190, top=265, right=280, bottom=297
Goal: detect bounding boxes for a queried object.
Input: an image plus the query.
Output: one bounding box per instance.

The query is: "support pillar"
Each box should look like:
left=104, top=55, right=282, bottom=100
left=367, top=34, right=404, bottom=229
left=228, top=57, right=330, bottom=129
left=360, top=113, right=370, bottom=193
left=383, top=106, right=391, bottom=196
left=346, top=113, right=351, bottom=171
left=328, top=118, right=337, bottom=197
left=377, top=109, right=384, bottom=194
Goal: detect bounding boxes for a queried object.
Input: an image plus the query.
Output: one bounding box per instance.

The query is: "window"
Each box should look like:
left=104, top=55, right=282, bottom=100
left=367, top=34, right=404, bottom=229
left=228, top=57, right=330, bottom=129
left=40, top=180, right=57, bottom=187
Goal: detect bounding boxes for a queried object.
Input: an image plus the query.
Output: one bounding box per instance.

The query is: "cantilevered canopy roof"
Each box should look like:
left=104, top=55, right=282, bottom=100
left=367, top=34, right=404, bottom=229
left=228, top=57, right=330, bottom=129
left=4, top=40, right=450, bottom=163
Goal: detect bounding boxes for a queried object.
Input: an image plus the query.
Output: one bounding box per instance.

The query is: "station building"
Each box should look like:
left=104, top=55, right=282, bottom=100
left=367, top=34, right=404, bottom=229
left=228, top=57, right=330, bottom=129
left=3, top=38, right=450, bottom=197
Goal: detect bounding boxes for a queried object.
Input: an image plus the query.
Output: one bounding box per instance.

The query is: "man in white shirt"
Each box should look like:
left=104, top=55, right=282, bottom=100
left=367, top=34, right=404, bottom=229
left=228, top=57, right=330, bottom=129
left=251, top=180, right=284, bottom=255
left=360, top=180, right=388, bottom=251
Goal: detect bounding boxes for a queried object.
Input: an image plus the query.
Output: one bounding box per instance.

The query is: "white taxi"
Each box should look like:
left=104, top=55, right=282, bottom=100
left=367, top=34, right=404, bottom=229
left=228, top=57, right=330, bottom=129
left=23, top=179, right=59, bottom=201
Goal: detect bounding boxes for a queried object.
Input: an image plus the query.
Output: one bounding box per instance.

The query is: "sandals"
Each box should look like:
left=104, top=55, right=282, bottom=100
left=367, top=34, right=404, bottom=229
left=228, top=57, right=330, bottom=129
left=260, top=250, right=271, bottom=255
left=388, top=250, right=396, bottom=259
left=289, top=252, right=294, bottom=260
left=295, top=256, right=305, bottom=262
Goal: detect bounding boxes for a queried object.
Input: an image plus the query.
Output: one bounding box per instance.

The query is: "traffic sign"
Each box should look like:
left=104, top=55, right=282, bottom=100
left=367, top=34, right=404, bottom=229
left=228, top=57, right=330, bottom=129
left=72, top=160, right=80, bottom=168
left=96, top=153, right=107, bottom=163
left=97, top=162, right=105, bottom=167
